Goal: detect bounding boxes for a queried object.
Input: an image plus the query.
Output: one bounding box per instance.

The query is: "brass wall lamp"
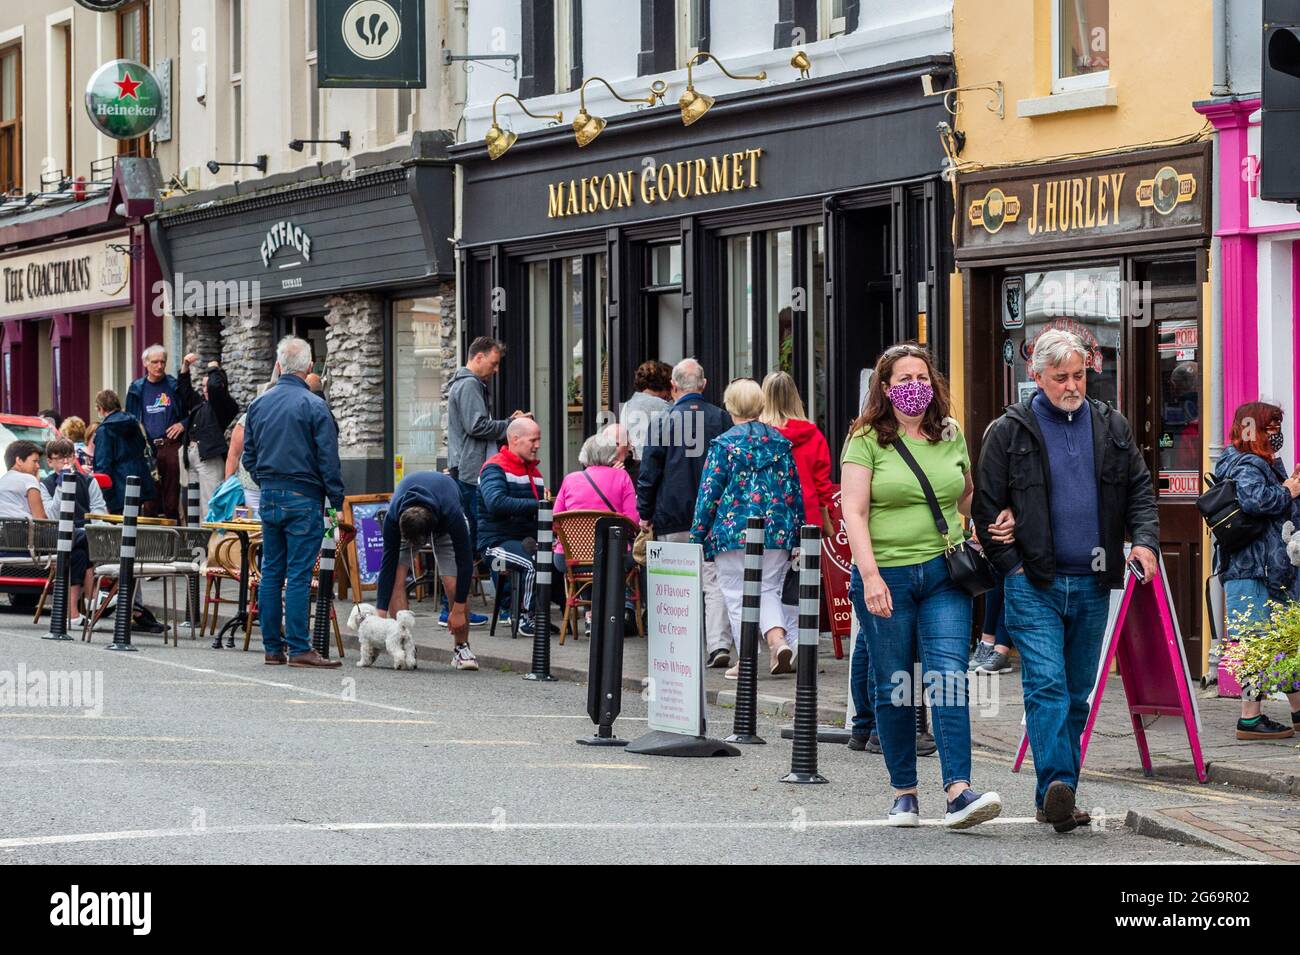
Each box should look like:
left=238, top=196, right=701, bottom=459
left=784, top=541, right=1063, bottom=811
left=485, top=93, right=563, bottom=160
left=790, top=50, right=812, bottom=79
left=572, top=77, right=669, bottom=146
left=678, top=52, right=766, bottom=126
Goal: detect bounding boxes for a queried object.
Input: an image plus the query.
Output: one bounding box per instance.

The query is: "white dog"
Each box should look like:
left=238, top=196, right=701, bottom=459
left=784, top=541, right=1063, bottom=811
left=347, top=603, right=418, bottom=670
left=1283, top=522, right=1300, bottom=567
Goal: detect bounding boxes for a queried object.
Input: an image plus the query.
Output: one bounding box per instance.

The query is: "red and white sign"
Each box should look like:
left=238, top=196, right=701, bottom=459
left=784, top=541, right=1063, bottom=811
left=821, top=488, right=852, bottom=659
left=1159, top=470, right=1200, bottom=496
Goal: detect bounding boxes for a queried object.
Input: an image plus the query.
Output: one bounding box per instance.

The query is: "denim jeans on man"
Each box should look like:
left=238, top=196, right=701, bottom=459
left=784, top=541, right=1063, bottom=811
left=867, top=555, right=973, bottom=790
left=258, top=488, right=325, bottom=656
left=1002, top=570, right=1111, bottom=808
left=848, top=567, right=877, bottom=739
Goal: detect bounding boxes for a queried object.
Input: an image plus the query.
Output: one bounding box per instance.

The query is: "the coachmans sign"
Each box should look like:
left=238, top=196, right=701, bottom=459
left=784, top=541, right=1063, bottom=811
left=0, top=237, right=132, bottom=320
left=547, top=148, right=764, bottom=219
left=956, top=145, right=1210, bottom=259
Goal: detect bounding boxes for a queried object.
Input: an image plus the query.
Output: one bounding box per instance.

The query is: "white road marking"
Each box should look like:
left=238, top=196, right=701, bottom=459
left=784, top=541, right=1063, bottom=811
left=0, top=816, right=1044, bottom=849
left=5, top=735, right=210, bottom=742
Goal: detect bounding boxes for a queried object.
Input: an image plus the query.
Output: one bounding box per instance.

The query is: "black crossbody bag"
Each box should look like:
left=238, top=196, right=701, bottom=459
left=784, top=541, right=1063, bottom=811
left=891, top=439, right=997, bottom=598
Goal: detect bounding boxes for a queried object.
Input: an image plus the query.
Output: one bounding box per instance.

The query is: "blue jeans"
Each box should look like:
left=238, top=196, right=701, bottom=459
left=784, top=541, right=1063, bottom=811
left=981, top=579, right=1013, bottom=647
left=1224, top=577, right=1288, bottom=701
left=1002, top=571, right=1111, bottom=807
left=848, top=567, right=877, bottom=739
left=258, top=488, right=325, bottom=656
left=867, top=555, right=973, bottom=791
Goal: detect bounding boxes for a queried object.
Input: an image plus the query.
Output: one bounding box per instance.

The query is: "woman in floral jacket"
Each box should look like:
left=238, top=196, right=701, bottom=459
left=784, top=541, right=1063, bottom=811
left=691, top=378, right=804, bottom=678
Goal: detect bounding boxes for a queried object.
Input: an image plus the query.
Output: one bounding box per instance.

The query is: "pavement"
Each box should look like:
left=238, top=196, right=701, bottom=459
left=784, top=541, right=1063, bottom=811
left=0, top=611, right=1241, bottom=865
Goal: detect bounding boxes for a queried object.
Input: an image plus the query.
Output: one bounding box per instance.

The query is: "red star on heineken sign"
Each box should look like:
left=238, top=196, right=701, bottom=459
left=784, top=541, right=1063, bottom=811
left=113, top=70, right=141, bottom=100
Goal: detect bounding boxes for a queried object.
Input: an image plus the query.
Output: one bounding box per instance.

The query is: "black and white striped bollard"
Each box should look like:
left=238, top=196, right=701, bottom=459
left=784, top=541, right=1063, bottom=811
left=312, top=522, right=337, bottom=658
left=726, top=516, right=766, bottom=745
left=782, top=526, right=828, bottom=784
left=524, top=501, right=556, bottom=682
left=42, top=468, right=77, bottom=641
left=184, top=477, right=201, bottom=632
left=107, top=475, right=140, bottom=652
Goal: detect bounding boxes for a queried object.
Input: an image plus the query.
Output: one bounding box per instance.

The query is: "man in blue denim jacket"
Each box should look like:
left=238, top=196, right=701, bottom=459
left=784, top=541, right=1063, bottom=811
left=243, top=336, right=345, bottom=668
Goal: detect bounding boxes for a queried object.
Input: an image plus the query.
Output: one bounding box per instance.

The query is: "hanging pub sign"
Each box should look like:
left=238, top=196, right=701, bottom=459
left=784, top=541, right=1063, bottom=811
left=74, top=1, right=130, bottom=10
left=85, top=59, right=164, bottom=140
left=317, top=0, right=426, bottom=89
left=955, top=144, right=1210, bottom=261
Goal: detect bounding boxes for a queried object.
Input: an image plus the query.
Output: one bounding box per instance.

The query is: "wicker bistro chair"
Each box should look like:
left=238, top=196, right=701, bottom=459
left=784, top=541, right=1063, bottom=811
left=203, top=532, right=254, bottom=637
left=0, top=518, right=57, bottom=605
left=81, top=525, right=189, bottom=645
left=551, top=509, right=645, bottom=645
left=240, top=536, right=345, bottom=657
left=28, top=520, right=63, bottom=622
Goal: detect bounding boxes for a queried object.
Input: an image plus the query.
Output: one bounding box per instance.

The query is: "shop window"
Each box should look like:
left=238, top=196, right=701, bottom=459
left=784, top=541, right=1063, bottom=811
left=116, top=0, right=151, bottom=158
left=103, top=316, right=135, bottom=401
left=1015, top=265, right=1123, bottom=411
left=394, top=297, right=448, bottom=473
left=806, top=226, right=828, bottom=435
left=1053, top=0, right=1109, bottom=94
left=0, top=44, right=21, bottom=195
left=726, top=235, right=753, bottom=380
left=529, top=261, right=554, bottom=468
left=765, top=230, right=795, bottom=378
left=641, top=243, right=684, bottom=367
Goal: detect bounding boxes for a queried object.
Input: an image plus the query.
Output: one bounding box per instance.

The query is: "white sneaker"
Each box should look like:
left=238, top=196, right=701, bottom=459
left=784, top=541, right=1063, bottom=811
left=451, top=643, right=479, bottom=671
left=68, top=615, right=88, bottom=630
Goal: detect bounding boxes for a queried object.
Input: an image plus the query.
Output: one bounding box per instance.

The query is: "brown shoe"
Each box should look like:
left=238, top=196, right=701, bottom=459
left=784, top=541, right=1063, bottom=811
left=1036, top=807, right=1091, bottom=827
left=264, top=652, right=287, bottom=665
left=1041, top=781, right=1079, bottom=832
left=288, top=650, right=341, bottom=669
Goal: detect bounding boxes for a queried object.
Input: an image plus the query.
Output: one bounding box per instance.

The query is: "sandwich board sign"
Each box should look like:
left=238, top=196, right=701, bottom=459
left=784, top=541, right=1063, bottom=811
left=1012, top=552, right=1206, bottom=782
left=626, top=540, right=738, bottom=757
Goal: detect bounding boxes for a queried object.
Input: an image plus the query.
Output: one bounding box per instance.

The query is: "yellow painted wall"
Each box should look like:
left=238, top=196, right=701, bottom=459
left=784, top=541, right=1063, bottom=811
left=952, top=0, right=1214, bottom=170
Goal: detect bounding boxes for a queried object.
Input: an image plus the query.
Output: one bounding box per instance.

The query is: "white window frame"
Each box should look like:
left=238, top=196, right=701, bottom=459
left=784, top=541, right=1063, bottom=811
left=675, top=0, right=700, bottom=70
left=102, top=314, right=135, bottom=400
left=1052, top=0, right=1109, bottom=95
left=305, top=0, right=320, bottom=156
left=554, top=0, right=572, bottom=94
left=818, top=0, right=847, bottom=42
left=229, top=0, right=243, bottom=162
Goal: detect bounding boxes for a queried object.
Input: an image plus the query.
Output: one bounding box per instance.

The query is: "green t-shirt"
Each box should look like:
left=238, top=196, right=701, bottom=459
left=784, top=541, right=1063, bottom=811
left=841, top=424, right=971, bottom=567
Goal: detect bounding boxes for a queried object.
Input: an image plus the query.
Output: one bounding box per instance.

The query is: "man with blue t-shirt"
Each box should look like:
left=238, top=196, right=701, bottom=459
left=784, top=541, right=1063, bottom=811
left=127, top=343, right=186, bottom=520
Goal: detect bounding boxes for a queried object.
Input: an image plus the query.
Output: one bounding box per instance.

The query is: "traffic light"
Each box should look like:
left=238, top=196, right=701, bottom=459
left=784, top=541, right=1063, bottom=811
left=1261, top=0, right=1300, bottom=201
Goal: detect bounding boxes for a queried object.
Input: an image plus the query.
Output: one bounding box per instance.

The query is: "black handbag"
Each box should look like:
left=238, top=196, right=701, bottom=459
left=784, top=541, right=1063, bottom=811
left=892, top=439, right=998, bottom=597
left=1197, top=471, right=1267, bottom=554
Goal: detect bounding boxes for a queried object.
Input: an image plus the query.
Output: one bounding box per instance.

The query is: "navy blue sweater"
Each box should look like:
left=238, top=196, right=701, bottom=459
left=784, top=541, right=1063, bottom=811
left=1032, top=391, right=1100, bottom=575
left=242, top=375, right=345, bottom=509
left=376, top=472, right=473, bottom=610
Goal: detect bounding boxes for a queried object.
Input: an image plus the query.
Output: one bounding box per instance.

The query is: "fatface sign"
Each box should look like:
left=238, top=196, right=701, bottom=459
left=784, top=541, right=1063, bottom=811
left=0, top=237, right=132, bottom=320
left=957, top=145, right=1210, bottom=259
left=85, top=59, right=164, bottom=140
left=260, top=220, right=314, bottom=268
left=318, top=0, right=425, bottom=89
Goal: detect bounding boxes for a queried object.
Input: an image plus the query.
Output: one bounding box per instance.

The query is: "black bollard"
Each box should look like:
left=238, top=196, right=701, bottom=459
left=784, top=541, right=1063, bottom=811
left=41, top=468, right=77, bottom=642
left=107, top=476, right=141, bottom=652
left=184, top=477, right=201, bottom=632
left=782, top=526, right=829, bottom=784
left=523, top=501, right=557, bottom=682
left=311, top=522, right=338, bottom=657
left=726, top=516, right=766, bottom=745
left=577, top=520, right=629, bottom=746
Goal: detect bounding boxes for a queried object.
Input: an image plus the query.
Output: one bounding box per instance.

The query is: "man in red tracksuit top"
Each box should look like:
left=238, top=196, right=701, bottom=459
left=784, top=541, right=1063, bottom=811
left=477, top=417, right=549, bottom=638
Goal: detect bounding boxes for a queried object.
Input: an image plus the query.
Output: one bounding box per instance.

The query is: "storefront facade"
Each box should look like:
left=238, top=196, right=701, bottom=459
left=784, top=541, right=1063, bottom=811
left=0, top=158, right=164, bottom=420
left=452, top=57, right=955, bottom=478
left=956, top=143, right=1213, bottom=674
left=151, top=139, right=455, bottom=493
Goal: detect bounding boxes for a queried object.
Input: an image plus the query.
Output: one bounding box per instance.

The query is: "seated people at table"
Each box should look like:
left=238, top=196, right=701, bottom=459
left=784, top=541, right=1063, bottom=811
left=478, top=416, right=549, bottom=638
left=93, top=389, right=157, bottom=514
left=0, top=441, right=48, bottom=519
left=40, top=439, right=103, bottom=630
left=376, top=471, right=480, bottom=670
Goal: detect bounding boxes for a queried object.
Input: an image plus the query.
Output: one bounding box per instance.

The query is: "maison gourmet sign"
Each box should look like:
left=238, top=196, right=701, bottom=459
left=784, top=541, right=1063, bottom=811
left=0, top=237, right=131, bottom=320
left=956, top=145, right=1209, bottom=258
left=547, top=148, right=764, bottom=219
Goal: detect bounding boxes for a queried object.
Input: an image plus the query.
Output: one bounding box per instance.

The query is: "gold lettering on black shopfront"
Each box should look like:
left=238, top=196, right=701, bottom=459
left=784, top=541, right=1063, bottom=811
left=548, top=148, right=764, bottom=219
left=1027, top=173, right=1126, bottom=236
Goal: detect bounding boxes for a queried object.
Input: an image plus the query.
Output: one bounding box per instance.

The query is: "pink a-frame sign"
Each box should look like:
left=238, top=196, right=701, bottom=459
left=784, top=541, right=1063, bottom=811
left=1012, top=556, right=1207, bottom=783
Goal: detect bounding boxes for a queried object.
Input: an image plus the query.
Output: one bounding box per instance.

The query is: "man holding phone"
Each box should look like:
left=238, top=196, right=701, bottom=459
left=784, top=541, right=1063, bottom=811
left=973, top=329, right=1159, bottom=833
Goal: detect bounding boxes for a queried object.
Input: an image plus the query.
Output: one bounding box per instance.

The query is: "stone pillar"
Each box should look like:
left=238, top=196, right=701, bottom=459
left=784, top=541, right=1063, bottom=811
left=221, top=306, right=274, bottom=412
left=325, top=292, right=386, bottom=492
left=437, top=281, right=458, bottom=466
left=183, top=316, right=224, bottom=368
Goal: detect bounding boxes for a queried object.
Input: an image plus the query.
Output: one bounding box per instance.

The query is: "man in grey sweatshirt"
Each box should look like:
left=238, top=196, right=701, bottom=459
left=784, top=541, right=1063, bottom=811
left=446, top=336, right=524, bottom=559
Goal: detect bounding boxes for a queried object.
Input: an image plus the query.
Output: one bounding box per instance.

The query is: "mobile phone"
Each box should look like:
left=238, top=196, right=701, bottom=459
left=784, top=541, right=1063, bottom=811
left=1126, top=556, right=1146, bottom=582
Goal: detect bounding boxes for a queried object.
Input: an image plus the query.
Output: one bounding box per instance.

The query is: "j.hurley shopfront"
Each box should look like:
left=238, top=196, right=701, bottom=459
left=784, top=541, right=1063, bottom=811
left=450, top=56, right=956, bottom=478
left=151, top=135, right=456, bottom=493
left=955, top=143, right=1213, bottom=675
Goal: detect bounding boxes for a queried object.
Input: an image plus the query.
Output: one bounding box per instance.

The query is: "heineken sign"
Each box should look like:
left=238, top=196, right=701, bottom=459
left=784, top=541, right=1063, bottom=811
left=318, top=0, right=425, bottom=89
left=85, top=59, right=163, bottom=140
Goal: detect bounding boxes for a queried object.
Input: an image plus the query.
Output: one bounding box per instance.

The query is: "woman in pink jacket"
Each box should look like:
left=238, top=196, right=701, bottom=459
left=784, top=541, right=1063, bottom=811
left=761, top=371, right=835, bottom=535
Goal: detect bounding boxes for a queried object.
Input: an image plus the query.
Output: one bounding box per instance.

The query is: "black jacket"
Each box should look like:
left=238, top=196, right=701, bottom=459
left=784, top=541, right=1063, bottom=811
left=636, top=394, right=732, bottom=536
left=178, top=366, right=239, bottom=464
left=973, top=395, right=1159, bottom=590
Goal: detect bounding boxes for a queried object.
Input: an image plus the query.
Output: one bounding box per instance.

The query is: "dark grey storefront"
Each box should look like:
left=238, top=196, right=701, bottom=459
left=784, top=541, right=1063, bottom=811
left=150, top=135, right=455, bottom=493
left=451, top=56, right=955, bottom=478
